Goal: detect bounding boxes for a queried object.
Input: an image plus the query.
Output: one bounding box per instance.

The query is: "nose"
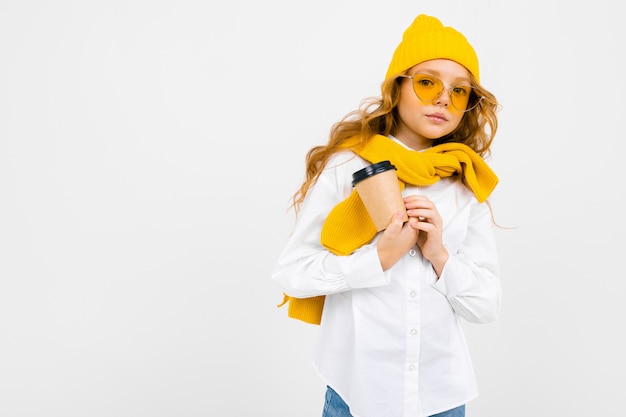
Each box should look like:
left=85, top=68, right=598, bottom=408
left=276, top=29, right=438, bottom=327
left=435, top=87, right=453, bottom=107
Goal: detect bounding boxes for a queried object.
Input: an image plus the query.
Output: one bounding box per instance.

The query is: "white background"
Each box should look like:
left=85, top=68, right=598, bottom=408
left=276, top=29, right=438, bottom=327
left=1, top=1, right=624, bottom=416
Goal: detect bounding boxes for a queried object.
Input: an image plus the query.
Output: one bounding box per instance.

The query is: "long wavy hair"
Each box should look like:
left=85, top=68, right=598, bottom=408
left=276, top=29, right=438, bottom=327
left=290, top=71, right=500, bottom=213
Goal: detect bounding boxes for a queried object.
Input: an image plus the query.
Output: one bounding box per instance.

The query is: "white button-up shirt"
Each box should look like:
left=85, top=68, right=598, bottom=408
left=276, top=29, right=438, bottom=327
left=272, top=141, right=501, bottom=417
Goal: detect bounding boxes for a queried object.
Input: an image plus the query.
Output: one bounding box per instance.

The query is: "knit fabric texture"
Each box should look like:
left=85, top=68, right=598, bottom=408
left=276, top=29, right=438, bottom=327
left=277, top=293, right=325, bottom=325
left=385, top=14, right=480, bottom=82
left=322, top=135, right=497, bottom=255
left=284, top=135, right=498, bottom=324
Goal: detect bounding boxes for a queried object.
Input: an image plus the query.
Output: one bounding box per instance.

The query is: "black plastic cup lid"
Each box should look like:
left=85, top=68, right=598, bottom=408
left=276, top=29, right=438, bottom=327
left=352, top=161, right=397, bottom=187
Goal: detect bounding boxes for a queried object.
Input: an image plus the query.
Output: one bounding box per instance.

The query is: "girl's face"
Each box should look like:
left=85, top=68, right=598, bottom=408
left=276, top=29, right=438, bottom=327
left=395, top=59, right=472, bottom=150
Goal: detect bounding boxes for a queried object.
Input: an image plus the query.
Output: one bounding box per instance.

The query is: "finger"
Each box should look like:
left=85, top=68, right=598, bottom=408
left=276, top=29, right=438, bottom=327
left=404, top=194, right=430, bottom=202
left=403, top=195, right=425, bottom=207
left=385, top=210, right=406, bottom=231
left=407, top=208, right=432, bottom=220
left=405, top=200, right=435, bottom=211
left=412, top=221, right=436, bottom=233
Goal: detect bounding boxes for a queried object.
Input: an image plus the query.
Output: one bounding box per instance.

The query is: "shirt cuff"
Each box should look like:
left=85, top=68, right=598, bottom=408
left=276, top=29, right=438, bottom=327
left=432, top=254, right=470, bottom=298
left=344, top=244, right=390, bottom=289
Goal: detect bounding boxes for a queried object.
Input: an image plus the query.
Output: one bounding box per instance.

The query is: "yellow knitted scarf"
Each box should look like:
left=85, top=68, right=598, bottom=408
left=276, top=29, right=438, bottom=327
left=279, top=134, right=498, bottom=324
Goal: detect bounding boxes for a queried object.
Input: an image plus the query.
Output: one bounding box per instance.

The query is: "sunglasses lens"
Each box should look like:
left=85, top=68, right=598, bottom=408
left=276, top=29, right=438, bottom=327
left=450, top=86, right=472, bottom=111
left=411, top=74, right=478, bottom=112
left=412, top=75, right=443, bottom=102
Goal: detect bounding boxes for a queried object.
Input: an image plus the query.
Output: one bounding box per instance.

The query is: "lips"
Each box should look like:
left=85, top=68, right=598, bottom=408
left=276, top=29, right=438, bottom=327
left=427, top=112, right=448, bottom=122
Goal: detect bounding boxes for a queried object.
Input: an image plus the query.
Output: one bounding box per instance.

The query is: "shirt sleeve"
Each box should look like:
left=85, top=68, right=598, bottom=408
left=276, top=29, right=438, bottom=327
left=271, top=153, right=391, bottom=298
left=433, top=200, right=502, bottom=324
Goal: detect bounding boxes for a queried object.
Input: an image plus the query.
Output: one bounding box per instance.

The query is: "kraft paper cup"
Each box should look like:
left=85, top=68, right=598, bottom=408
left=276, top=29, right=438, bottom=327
left=352, top=161, right=408, bottom=231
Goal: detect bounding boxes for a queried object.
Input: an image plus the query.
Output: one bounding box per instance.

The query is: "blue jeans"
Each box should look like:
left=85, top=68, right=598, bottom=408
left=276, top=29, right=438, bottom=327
left=322, top=386, right=465, bottom=417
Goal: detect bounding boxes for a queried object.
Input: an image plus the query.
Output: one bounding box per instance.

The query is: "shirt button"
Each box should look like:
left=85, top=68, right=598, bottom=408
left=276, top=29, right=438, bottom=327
left=408, top=363, right=416, bottom=371
left=409, top=248, right=417, bottom=256
left=409, top=328, right=418, bottom=336
left=409, top=290, right=417, bottom=298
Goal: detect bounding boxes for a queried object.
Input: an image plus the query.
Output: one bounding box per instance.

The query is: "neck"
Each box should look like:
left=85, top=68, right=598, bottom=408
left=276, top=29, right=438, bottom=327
left=390, top=131, right=433, bottom=151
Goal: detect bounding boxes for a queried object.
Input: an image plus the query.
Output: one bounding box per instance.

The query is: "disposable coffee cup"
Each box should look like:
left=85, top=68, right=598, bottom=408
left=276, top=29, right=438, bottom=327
left=352, top=161, right=408, bottom=231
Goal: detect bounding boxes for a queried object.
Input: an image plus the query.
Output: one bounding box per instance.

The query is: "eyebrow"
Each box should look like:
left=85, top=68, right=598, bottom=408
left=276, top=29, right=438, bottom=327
left=412, top=69, right=471, bottom=84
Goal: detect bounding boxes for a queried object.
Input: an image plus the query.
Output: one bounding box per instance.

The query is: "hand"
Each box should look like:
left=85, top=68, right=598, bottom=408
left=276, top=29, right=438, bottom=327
left=404, top=195, right=449, bottom=276
left=376, top=211, right=418, bottom=271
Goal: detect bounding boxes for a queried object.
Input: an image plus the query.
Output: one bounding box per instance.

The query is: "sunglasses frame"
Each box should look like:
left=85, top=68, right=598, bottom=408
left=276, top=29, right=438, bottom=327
left=398, top=73, right=484, bottom=112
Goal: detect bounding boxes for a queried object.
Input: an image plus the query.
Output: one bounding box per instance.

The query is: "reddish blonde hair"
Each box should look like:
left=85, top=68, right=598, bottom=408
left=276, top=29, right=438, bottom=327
left=291, top=73, right=499, bottom=213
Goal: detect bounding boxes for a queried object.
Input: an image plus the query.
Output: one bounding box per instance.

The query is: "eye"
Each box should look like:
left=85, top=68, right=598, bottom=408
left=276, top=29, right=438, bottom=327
left=452, top=86, right=471, bottom=96
left=415, top=76, right=437, bottom=88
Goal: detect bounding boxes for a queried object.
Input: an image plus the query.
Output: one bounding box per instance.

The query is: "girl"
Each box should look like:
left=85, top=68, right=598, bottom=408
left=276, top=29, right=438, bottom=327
left=272, top=14, right=502, bottom=417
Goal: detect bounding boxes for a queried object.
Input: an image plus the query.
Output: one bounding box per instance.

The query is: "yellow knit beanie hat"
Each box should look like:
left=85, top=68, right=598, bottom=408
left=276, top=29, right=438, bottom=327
left=385, top=14, right=480, bottom=83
